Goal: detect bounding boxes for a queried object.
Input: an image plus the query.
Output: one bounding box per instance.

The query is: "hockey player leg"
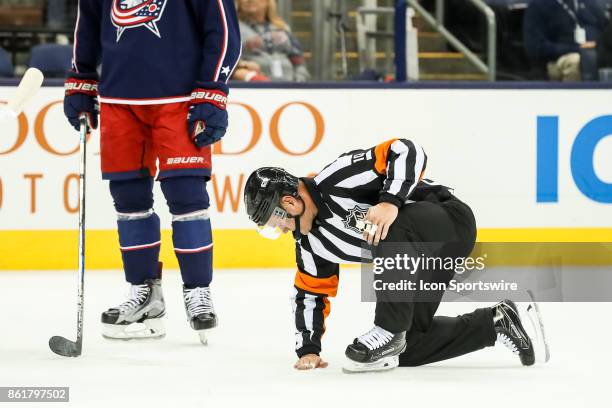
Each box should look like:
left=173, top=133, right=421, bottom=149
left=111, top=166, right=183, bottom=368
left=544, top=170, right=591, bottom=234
left=161, top=176, right=216, bottom=345
left=102, top=178, right=166, bottom=340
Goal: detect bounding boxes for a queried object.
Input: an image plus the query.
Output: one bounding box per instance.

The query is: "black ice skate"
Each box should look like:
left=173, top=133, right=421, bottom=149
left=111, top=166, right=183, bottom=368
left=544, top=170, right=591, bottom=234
left=101, top=278, right=166, bottom=340
left=183, top=286, right=217, bottom=345
left=493, top=299, right=539, bottom=366
left=343, top=326, right=406, bottom=373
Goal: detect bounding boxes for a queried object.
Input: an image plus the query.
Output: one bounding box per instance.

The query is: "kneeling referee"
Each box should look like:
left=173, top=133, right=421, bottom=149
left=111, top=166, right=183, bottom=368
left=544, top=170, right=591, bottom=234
left=244, top=138, right=548, bottom=372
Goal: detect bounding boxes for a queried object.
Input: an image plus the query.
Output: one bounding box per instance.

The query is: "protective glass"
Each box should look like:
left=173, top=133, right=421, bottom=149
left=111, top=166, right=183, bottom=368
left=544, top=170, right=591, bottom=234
left=257, top=206, right=290, bottom=240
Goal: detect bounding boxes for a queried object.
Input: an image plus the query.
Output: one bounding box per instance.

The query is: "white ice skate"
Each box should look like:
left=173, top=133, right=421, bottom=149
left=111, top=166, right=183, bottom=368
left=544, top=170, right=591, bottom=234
left=183, top=286, right=217, bottom=345
left=101, top=279, right=166, bottom=340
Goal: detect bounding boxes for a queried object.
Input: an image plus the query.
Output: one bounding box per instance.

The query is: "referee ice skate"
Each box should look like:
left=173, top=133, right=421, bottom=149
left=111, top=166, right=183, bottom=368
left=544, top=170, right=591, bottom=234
left=244, top=138, right=549, bottom=372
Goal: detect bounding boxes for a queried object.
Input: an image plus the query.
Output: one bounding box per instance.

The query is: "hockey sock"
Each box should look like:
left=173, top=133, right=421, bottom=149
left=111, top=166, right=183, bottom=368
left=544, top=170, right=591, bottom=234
left=160, top=176, right=212, bottom=288
left=117, top=209, right=161, bottom=285
left=172, top=210, right=213, bottom=288
left=110, top=178, right=160, bottom=284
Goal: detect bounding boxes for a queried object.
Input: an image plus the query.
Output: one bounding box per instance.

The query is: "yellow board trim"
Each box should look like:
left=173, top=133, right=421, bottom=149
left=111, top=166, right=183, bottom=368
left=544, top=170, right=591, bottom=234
left=476, top=228, right=612, bottom=242
left=0, top=228, right=611, bottom=270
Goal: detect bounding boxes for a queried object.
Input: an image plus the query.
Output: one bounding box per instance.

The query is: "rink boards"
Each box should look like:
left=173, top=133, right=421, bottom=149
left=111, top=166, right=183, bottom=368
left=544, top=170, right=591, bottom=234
left=0, top=84, right=611, bottom=269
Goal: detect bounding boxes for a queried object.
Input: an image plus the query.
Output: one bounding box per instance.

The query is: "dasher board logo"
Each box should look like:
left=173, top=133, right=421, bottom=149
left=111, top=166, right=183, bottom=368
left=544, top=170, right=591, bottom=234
left=111, top=0, right=168, bottom=42
left=344, top=205, right=369, bottom=233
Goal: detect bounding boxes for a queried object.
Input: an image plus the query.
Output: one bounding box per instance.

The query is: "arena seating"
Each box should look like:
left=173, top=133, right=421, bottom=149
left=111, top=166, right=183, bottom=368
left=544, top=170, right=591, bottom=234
left=0, top=46, right=13, bottom=77
left=28, top=43, right=71, bottom=78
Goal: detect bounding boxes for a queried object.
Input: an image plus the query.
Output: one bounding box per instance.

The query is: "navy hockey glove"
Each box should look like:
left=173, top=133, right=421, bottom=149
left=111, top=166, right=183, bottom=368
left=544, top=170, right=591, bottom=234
left=64, top=72, right=99, bottom=131
left=188, top=82, right=229, bottom=148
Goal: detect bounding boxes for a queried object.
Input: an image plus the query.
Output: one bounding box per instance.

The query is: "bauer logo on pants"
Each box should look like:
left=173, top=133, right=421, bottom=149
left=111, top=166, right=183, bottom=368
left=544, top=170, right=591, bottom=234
left=167, top=157, right=205, bottom=165
left=111, top=0, right=168, bottom=42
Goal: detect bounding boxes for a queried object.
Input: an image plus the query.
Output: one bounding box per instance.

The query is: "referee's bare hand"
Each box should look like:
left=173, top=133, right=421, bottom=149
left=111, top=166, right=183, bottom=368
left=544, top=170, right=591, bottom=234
left=364, top=202, right=399, bottom=246
left=294, top=354, right=328, bottom=370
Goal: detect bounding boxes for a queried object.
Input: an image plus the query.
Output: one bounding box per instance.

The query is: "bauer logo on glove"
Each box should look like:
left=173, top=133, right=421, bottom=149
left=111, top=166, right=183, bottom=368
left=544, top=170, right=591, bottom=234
left=190, top=89, right=228, bottom=109
left=65, top=79, right=98, bottom=95
left=63, top=71, right=100, bottom=131
left=188, top=81, right=229, bottom=148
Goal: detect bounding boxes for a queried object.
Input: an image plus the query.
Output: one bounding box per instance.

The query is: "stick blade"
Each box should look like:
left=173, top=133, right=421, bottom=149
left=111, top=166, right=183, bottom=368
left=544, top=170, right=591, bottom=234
left=49, top=336, right=81, bottom=357
left=7, top=67, right=44, bottom=114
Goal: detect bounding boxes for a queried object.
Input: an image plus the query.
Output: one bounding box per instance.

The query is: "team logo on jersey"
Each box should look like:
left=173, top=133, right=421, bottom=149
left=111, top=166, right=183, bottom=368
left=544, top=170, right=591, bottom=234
left=344, top=206, right=369, bottom=233
left=111, top=0, right=168, bottom=42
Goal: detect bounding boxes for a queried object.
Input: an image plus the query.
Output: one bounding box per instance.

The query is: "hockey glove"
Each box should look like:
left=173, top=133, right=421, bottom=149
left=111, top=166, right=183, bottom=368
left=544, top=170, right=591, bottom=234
left=188, top=82, right=229, bottom=148
left=64, top=71, right=99, bottom=131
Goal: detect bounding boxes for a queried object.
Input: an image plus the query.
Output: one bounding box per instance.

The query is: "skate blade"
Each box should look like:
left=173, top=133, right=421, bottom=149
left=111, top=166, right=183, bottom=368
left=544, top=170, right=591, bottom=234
left=192, top=319, right=217, bottom=346
left=197, top=330, right=210, bottom=346
left=342, top=355, right=399, bottom=374
left=523, top=290, right=551, bottom=363
left=101, top=318, right=166, bottom=341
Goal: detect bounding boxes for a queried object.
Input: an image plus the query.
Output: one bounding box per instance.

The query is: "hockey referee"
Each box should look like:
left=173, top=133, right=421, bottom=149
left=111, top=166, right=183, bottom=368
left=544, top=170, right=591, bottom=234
left=244, top=138, right=548, bottom=372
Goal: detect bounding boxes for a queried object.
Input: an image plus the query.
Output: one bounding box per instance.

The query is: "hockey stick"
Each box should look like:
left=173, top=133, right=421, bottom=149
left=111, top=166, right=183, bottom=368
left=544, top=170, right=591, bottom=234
left=49, top=113, right=88, bottom=357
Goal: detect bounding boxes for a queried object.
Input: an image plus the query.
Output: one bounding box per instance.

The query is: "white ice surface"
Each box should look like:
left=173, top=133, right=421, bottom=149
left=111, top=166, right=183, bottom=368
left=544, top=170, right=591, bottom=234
left=0, top=269, right=608, bottom=408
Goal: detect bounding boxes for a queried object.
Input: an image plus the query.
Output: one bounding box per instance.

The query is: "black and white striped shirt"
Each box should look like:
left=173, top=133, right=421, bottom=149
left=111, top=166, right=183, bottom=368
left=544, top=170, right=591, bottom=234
left=292, top=138, right=454, bottom=357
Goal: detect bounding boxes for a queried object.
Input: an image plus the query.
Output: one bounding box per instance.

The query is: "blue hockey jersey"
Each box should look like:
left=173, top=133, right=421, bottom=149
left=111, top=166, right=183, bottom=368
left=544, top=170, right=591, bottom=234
left=72, top=0, right=242, bottom=104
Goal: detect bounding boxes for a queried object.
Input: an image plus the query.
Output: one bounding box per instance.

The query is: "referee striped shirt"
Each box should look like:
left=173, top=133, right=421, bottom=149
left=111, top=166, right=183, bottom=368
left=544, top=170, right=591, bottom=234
left=292, top=138, right=448, bottom=357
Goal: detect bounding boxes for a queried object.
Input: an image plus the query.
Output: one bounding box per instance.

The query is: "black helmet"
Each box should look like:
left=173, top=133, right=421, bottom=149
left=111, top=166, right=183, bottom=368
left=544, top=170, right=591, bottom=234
left=244, top=167, right=299, bottom=226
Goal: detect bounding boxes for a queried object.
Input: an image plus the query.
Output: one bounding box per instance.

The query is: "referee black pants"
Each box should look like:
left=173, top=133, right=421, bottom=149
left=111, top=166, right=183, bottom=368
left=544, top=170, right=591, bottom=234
left=373, top=196, right=497, bottom=367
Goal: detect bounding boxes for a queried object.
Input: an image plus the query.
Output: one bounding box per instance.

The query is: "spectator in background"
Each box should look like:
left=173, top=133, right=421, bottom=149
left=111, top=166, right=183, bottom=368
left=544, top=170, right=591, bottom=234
left=524, top=0, right=608, bottom=81
left=232, top=59, right=271, bottom=81
left=237, top=0, right=310, bottom=82
left=597, top=14, right=612, bottom=72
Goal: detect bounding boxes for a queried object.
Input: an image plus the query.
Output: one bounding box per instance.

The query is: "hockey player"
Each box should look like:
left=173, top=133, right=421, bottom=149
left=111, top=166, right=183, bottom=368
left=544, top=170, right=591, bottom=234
left=244, top=139, right=549, bottom=372
left=63, top=0, right=241, bottom=344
